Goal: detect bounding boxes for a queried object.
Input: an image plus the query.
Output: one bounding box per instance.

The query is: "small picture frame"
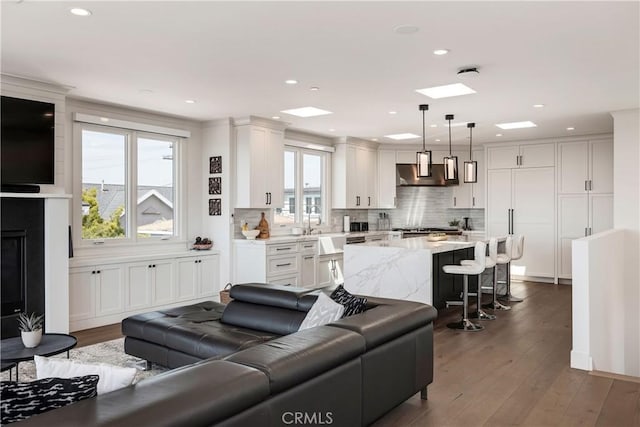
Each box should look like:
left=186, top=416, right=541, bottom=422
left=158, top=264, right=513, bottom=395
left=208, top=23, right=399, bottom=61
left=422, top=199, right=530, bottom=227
left=209, top=177, right=221, bottom=195
left=210, top=156, right=222, bottom=174
left=209, top=198, right=221, bottom=216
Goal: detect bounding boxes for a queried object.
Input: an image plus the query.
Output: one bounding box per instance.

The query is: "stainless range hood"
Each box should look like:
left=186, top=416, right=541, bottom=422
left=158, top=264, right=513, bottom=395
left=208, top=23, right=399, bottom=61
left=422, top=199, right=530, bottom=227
left=396, top=163, right=459, bottom=186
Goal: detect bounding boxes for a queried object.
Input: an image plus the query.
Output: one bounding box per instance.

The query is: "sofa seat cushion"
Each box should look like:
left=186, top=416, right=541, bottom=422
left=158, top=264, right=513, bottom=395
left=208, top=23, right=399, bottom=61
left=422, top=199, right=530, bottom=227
left=14, top=360, right=270, bottom=427
left=330, top=296, right=438, bottom=350
left=225, top=325, right=366, bottom=394
left=122, top=302, right=279, bottom=360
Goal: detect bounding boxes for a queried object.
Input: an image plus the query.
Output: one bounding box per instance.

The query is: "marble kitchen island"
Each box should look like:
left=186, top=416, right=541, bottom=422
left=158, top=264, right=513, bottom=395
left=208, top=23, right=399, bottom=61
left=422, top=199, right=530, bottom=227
left=343, top=236, right=489, bottom=308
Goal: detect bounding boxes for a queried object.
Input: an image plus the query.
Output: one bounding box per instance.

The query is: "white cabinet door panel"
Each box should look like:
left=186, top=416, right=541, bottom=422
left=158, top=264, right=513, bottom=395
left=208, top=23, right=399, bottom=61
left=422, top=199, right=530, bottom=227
left=199, top=256, right=218, bottom=297
left=125, top=264, right=152, bottom=310
left=176, top=259, right=198, bottom=300
left=269, top=274, right=298, bottom=286
left=511, top=223, right=555, bottom=277
left=590, top=194, right=613, bottom=234
left=487, top=169, right=512, bottom=235
left=520, top=143, right=555, bottom=168
left=590, top=141, right=613, bottom=194
left=152, top=261, right=174, bottom=305
left=559, top=142, right=589, bottom=193
left=559, top=238, right=574, bottom=278
left=512, top=167, right=555, bottom=224
left=488, top=145, right=518, bottom=169
left=377, top=150, right=397, bottom=208
left=559, top=195, right=589, bottom=238
left=472, top=149, right=485, bottom=208
left=300, top=254, right=316, bottom=288
left=396, top=150, right=416, bottom=164
left=96, top=266, right=123, bottom=317
left=69, top=268, right=95, bottom=322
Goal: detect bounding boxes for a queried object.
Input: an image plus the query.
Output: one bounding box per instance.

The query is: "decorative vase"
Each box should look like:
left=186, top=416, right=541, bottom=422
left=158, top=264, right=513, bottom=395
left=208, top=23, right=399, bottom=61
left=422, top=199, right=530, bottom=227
left=21, top=329, right=42, bottom=348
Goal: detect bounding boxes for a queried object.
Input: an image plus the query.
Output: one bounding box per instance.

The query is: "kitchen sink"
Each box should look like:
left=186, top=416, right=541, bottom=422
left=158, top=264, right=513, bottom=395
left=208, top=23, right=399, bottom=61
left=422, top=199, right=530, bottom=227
left=317, top=234, right=346, bottom=255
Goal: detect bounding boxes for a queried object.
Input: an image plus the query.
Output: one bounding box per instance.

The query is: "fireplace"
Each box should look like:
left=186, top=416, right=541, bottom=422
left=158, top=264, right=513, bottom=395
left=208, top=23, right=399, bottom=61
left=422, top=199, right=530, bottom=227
left=1, top=230, right=27, bottom=317
left=1, top=198, right=45, bottom=338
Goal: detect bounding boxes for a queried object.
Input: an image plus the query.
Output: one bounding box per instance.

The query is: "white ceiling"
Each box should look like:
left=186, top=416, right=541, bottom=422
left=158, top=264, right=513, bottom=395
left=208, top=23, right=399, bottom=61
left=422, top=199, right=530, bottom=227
left=2, top=1, right=639, bottom=145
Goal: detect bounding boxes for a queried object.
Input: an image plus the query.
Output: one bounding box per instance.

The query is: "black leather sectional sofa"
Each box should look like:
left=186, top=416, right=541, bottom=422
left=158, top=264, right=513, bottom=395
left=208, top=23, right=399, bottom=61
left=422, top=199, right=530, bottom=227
left=19, top=284, right=437, bottom=426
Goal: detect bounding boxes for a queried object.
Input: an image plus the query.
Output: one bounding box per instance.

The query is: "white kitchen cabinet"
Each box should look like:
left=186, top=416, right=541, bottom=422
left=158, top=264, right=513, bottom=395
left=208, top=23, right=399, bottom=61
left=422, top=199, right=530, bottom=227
left=451, top=149, right=484, bottom=209
left=487, top=167, right=555, bottom=278
left=317, top=254, right=344, bottom=288
left=487, top=143, right=554, bottom=169
left=557, top=139, right=613, bottom=278
left=377, top=150, right=397, bottom=208
left=300, top=254, right=316, bottom=288
left=395, top=150, right=417, bottom=164
left=69, top=265, right=124, bottom=322
left=235, top=121, right=285, bottom=208
left=333, top=141, right=377, bottom=209
left=176, top=255, right=220, bottom=299
left=558, top=140, right=613, bottom=194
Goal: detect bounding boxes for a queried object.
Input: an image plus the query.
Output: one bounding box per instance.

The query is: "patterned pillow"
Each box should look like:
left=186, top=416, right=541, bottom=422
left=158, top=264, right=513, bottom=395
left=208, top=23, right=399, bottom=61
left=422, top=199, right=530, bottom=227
left=298, top=292, right=345, bottom=330
left=1, top=375, right=99, bottom=424
left=330, top=285, right=368, bottom=318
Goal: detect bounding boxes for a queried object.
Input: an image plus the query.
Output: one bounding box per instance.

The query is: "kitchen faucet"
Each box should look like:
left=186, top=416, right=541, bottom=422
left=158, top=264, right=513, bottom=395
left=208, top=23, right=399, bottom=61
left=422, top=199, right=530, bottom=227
left=306, top=204, right=321, bottom=235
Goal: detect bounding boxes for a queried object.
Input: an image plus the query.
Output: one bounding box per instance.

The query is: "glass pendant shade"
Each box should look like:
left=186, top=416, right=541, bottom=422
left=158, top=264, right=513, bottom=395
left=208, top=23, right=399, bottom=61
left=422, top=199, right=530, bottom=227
left=464, top=160, right=477, bottom=183
left=444, top=155, right=458, bottom=180
left=416, top=150, right=432, bottom=177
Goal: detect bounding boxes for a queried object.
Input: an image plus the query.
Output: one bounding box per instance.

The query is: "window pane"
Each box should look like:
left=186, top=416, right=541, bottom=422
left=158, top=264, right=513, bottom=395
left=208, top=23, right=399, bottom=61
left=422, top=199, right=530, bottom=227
left=275, top=150, right=296, bottom=225
left=81, top=130, right=127, bottom=239
left=137, top=137, right=175, bottom=238
left=303, top=153, right=322, bottom=223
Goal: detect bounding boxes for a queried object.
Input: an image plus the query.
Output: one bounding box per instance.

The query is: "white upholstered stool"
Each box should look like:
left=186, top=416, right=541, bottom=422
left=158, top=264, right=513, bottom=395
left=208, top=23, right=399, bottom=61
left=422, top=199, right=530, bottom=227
left=462, top=237, right=497, bottom=320
left=443, top=241, right=487, bottom=332
left=481, top=237, right=511, bottom=311
left=499, top=235, right=524, bottom=303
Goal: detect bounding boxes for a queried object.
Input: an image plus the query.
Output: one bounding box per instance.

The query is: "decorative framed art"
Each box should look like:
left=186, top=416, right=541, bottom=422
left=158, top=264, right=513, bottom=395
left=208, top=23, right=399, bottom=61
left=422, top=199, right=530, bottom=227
left=209, top=177, right=221, bottom=195
left=209, top=198, right=221, bottom=216
left=209, top=156, right=222, bottom=174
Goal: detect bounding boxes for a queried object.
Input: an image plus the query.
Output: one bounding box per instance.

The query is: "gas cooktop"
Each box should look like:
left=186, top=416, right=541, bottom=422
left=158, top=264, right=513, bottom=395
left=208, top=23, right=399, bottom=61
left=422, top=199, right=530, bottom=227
left=393, top=227, right=459, bottom=232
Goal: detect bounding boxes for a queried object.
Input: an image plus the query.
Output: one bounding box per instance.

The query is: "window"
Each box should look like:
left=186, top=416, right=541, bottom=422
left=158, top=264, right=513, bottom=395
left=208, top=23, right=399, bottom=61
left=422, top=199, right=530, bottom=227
left=274, top=147, right=327, bottom=226
left=78, top=124, right=179, bottom=243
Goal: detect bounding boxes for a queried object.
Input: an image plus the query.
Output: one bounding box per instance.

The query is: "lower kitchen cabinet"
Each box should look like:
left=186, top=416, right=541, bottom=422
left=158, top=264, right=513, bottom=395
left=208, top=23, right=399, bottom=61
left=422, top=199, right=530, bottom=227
left=68, top=252, right=220, bottom=331
left=317, top=254, right=344, bottom=288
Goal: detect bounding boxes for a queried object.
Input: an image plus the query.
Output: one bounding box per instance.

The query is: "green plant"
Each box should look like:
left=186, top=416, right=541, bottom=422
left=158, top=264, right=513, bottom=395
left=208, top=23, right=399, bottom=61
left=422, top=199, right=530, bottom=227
left=17, top=312, right=44, bottom=332
left=448, top=219, right=460, bottom=227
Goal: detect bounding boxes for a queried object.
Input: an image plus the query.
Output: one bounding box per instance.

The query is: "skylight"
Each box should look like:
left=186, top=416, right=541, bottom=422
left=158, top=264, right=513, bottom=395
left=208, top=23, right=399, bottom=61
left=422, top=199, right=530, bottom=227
left=416, top=83, right=476, bottom=99
left=280, top=107, right=333, bottom=118
left=384, top=133, right=420, bottom=140
left=495, top=121, right=537, bottom=130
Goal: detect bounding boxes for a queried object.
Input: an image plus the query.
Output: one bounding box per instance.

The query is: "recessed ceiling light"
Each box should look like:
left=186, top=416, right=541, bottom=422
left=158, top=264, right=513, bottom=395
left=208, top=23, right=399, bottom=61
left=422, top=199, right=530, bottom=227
left=388, top=111, right=397, bottom=115
left=394, top=25, right=420, bottom=35
left=533, top=104, right=545, bottom=108
left=285, top=79, right=298, bottom=85
left=310, top=86, right=319, bottom=91
left=384, top=133, right=420, bottom=140
left=496, top=133, right=503, bottom=137
left=495, top=121, right=537, bottom=130
left=280, top=106, right=332, bottom=117
left=100, top=117, right=109, bottom=122
left=416, top=83, right=476, bottom=99
left=430, top=124, right=437, bottom=128
left=329, top=128, right=336, bottom=132
left=371, top=138, right=378, bottom=141
left=433, top=49, right=449, bottom=55
left=435, top=139, right=441, bottom=142
left=272, top=116, right=281, bottom=120
left=70, top=8, right=91, bottom=16
left=566, top=127, right=575, bottom=131
left=185, top=100, right=196, bottom=104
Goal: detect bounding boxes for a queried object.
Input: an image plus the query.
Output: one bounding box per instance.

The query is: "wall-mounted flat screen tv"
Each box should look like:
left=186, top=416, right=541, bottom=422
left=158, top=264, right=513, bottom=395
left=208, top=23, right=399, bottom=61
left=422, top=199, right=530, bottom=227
left=1, top=96, right=55, bottom=185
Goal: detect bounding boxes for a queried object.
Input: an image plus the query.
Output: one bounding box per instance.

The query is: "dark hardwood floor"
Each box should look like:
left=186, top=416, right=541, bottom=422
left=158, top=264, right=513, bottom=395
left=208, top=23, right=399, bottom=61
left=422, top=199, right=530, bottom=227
left=72, top=281, right=640, bottom=426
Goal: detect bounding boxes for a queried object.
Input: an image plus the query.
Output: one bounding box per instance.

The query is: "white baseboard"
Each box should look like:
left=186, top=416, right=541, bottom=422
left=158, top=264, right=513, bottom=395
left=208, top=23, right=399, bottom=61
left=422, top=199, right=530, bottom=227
left=570, top=350, right=593, bottom=371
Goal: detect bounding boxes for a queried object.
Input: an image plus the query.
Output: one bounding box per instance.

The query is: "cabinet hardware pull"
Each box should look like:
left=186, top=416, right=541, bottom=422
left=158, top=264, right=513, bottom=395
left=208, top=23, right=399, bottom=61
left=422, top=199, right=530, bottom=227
left=303, top=245, right=313, bottom=248
left=97, top=270, right=101, bottom=274
left=589, top=180, right=593, bottom=191
left=393, top=196, right=396, bottom=207
left=454, top=197, right=456, bottom=206
left=276, top=263, right=292, bottom=267
left=589, top=227, right=592, bottom=235
left=585, top=227, right=588, bottom=236
left=304, top=256, right=314, bottom=260
left=276, top=247, right=291, bottom=251
left=368, top=196, right=371, bottom=206
left=472, top=197, right=475, bottom=207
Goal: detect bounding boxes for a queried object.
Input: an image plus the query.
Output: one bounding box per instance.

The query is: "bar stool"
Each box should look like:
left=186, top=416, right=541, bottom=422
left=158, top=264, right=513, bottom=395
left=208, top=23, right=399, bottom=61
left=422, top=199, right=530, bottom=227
left=482, top=237, right=511, bottom=311
left=499, top=235, right=524, bottom=302
left=444, top=241, right=487, bottom=332
left=463, top=237, right=497, bottom=320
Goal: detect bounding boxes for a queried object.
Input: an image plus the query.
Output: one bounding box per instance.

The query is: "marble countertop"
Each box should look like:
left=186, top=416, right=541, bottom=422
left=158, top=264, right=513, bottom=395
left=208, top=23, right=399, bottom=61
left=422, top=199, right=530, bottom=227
left=351, top=234, right=505, bottom=254
left=233, top=230, right=399, bottom=244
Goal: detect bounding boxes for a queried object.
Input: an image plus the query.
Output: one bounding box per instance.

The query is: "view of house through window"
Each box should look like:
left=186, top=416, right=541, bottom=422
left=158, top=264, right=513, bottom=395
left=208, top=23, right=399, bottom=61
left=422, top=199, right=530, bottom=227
left=80, top=126, right=177, bottom=241
left=275, top=147, right=326, bottom=226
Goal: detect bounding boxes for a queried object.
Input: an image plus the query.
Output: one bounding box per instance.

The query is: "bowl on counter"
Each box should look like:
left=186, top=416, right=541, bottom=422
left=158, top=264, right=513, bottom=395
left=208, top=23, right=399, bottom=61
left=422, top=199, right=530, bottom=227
left=242, top=229, right=260, bottom=240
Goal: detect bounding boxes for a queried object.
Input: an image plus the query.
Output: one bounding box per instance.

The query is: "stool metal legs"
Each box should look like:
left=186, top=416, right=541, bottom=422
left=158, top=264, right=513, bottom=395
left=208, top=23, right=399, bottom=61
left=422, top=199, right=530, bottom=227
left=447, top=275, right=484, bottom=332
left=471, top=274, right=496, bottom=320
left=498, top=262, right=523, bottom=302
left=483, top=266, right=511, bottom=311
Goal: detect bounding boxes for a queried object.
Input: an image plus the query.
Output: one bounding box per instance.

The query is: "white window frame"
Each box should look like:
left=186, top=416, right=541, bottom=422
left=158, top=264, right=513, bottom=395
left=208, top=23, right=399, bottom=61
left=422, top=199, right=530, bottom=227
left=279, top=145, right=329, bottom=227
left=72, top=122, right=185, bottom=250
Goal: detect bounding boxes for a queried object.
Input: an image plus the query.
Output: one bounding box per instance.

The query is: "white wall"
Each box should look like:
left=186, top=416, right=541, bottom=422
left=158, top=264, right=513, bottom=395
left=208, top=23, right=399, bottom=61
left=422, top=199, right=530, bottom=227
left=611, top=108, right=640, bottom=377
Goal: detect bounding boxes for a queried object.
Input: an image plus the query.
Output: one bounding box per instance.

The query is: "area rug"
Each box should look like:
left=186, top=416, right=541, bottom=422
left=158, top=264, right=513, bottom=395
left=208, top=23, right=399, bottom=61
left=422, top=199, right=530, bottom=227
left=1, top=338, right=168, bottom=383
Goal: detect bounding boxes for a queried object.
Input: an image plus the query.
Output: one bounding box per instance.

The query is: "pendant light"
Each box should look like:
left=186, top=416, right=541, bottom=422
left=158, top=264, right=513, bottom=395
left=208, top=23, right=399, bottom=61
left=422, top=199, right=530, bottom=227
left=443, top=114, right=458, bottom=181
left=416, top=104, right=432, bottom=177
left=464, top=122, right=477, bottom=183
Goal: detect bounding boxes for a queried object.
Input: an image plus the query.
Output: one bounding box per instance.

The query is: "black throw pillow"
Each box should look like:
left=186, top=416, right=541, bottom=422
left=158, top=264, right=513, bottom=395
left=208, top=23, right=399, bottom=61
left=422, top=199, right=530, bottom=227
left=1, top=375, right=99, bottom=425
left=330, top=285, right=367, bottom=318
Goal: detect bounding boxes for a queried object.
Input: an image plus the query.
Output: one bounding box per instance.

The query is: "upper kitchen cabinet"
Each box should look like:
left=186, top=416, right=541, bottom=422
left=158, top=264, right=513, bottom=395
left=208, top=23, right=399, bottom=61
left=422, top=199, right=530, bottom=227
left=558, top=139, right=613, bottom=194
left=377, top=150, right=397, bottom=208
left=487, top=143, right=555, bottom=169
left=451, top=149, right=485, bottom=209
left=333, top=139, right=378, bottom=209
left=235, top=118, right=287, bottom=208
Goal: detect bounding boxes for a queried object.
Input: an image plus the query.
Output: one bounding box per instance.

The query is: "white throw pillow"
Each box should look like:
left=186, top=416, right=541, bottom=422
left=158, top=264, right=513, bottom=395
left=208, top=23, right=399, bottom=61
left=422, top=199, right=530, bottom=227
left=298, top=292, right=345, bottom=331
left=34, top=355, right=136, bottom=395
